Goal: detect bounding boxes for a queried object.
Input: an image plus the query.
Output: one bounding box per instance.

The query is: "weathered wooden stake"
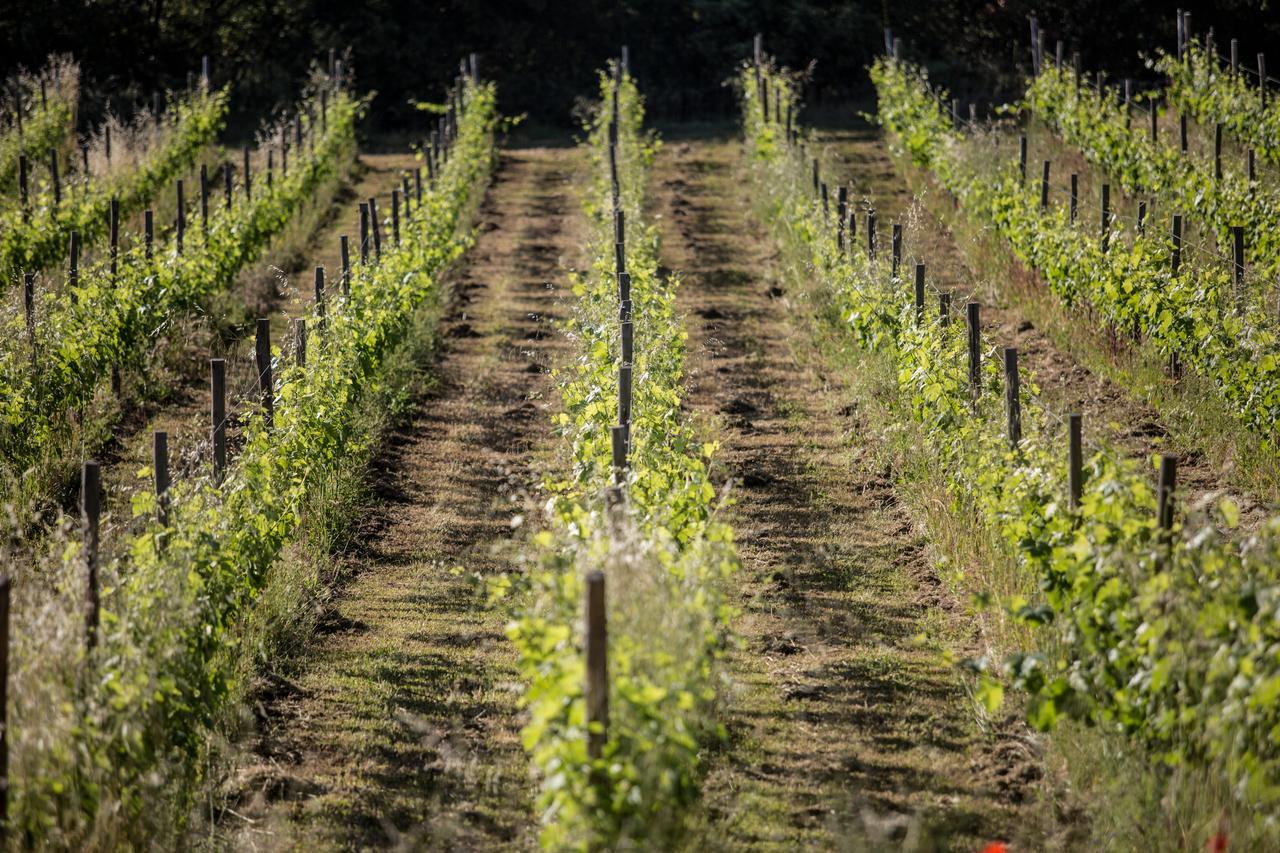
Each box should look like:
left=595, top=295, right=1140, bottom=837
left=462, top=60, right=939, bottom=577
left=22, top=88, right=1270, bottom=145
left=1069, top=173, right=1078, bottom=222
left=1137, top=200, right=1148, bottom=234
left=1248, top=149, right=1256, bottom=184
left=1158, top=455, right=1178, bottom=531
left=256, top=319, right=274, bottom=423
left=1260, top=54, right=1268, bottom=110
left=211, top=359, right=227, bottom=479
left=340, top=236, right=351, bottom=295
left=176, top=179, right=185, bottom=254
left=1018, top=135, right=1027, bottom=182
left=618, top=364, right=632, bottom=425
left=200, top=164, right=209, bottom=236
left=415, top=166, right=423, bottom=204
left=68, top=230, right=80, bottom=292
left=315, top=267, right=326, bottom=329
left=109, top=198, right=120, bottom=275
left=836, top=186, right=848, bottom=252
left=369, top=198, right=382, bottom=260
left=621, top=321, right=633, bottom=364
left=82, top=460, right=101, bottom=649
left=585, top=570, right=608, bottom=762
left=1100, top=183, right=1111, bottom=252
left=153, top=431, right=170, bottom=526
left=891, top=223, right=902, bottom=278
left=1231, top=39, right=1239, bottom=74
left=967, top=302, right=981, bottom=396
left=243, top=146, right=252, bottom=201
left=391, top=189, right=401, bottom=247
left=1180, top=113, right=1188, bottom=153
left=1068, top=413, right=1083, bottom=510
left=867, top=210, right=876, bottom=259
left=610, top=425, right=628, bottom=482
left=1004, top=348, right=1021, bottom=447
left=914, top=263, right=926, bottom=324
left=50, top=148, right=60, bottom=205
left=1040, top=160, right=1050, bottom=209
left=1150, top=97, right=1158, bottom=143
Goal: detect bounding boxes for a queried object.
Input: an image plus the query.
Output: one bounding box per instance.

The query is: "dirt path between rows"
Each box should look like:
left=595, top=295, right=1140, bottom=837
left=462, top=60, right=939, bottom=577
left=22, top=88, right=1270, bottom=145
left=225, top=146, right=581, bottom=850
left=651, top=136, right=1043, bottom=849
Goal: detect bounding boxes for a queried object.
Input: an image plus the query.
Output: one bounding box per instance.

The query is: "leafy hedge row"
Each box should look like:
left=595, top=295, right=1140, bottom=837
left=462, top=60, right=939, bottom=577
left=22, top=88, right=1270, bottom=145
left=873, top=57, right=1280, bottom=454
left=1023, top=61, right=1280, bottom=280
left=0, top=84, right=228, bottom=280
left=1159, top=43, right=1280, bottom=168
left=505, top=67, right=738, bottom=850
left=8, top=78, right=497, bottom=847
left=0, top=59, right=79, bottom=194
left=751, top=60, right=1280, bottom=821
left=0, top=82, right=355, bottom=492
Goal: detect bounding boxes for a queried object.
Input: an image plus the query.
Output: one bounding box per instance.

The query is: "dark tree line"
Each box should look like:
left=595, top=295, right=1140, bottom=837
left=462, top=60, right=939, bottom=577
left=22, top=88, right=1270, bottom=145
left=1, top=0, right=1277, bottom=136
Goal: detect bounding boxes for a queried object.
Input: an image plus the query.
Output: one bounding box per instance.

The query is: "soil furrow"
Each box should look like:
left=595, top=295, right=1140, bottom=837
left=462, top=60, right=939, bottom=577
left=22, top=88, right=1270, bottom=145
left=651, top=136, right=1039, bottom=849
left=224, top=146, right=580, bottom=850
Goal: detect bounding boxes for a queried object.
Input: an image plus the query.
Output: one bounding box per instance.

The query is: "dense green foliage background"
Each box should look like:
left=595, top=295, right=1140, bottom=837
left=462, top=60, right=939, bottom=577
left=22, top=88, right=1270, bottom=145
left=2, top=1, right=1279, bottom=131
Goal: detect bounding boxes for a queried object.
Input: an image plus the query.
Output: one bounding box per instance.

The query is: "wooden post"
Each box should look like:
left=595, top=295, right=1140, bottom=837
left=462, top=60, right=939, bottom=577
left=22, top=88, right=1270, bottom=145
left=914, top=263, right=925, bottom=324
left=1004, top=348, right=1021, bottom=448
left=939, top=292, right=951, bottom=325
left=621, top=321, right=633, bottom=364
left=1124, top=79, right=1132, bottom=130
left=82, top=460, right=100, bottom=649
left=280, top=128, right=288, bottom=177
left=891, top=223, right=902, bottom=278
left=414, top=166, right=423, bottom=204
left=359, top=202, right=370, bottom=264
left=80, top=144, right=88, bottom=183
left=50, top=148, right=60, bottom=205
left=1260, top=54, right=1268, bottom=110
left=1040, top=160, right=1050, bottom=209
left=176, top=179, right=185, bottom=254
left=1214, top=123, right=1223, bottom=180
left=1180, top=113, right=1188, bottom=153
left=267, top=149, right=273, bottom=188
left=618, top=271, right=631, bottom=306
left=295, top=318, right=307, bottom=368
left=1069, top=173, right=1078, bottom=222
left=223, top=161, right=232, bottom=208
left=315, top=267, right=326, bottom=329
left=199, top=164, right=209, bottom=236
left=211, top=359, right=226, bottom=479
left=1158, top=455, right=1177, bottom=531
left=402, top=175, right=411, bottom=214
left=1018, top=135, right=1027, bottom=182
left=243, top=146, right=252, bottom=201
left=812, top=158, right=819, bottom=195
left=618, top=364, right=632, bottom=425
left=820, top=182, right=829, bottom=220
left=153, top=431, right=170, bottom=526
left=1171, top=213, right=1183, bottom=275
left=584, top=571, right=608, bottom=762
left=143, top=209, right=154, bottom=260
left=836, top=186, right=848, bottom=252
left=1232, top=226, right=1245, bottom=312
left=68, top=230, right=79, bottom=291
left=610, top=425, right=628, bottom=483
left=1150, top=96, right=1158, bottom=144
left=369, top=198, right=382, bottom=260
left=1231, top=39, right=1239, bottom=74
left=1137, top=200, right=1148, bottom=234
left=1068, top=413, right=1083, bottom=510
left=256, top=319, right=274, bottom=423
left=391, top=189, right=401, bottom=247
left=1100, top=183, right=1111, bottom=252
left=867, top=210, right=876, bottom=259
left=340, top=236, right=351, bottom=296
left=967, top=302, right=981, bottom=396
left=1248, top=149, right=1256, bottom=184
